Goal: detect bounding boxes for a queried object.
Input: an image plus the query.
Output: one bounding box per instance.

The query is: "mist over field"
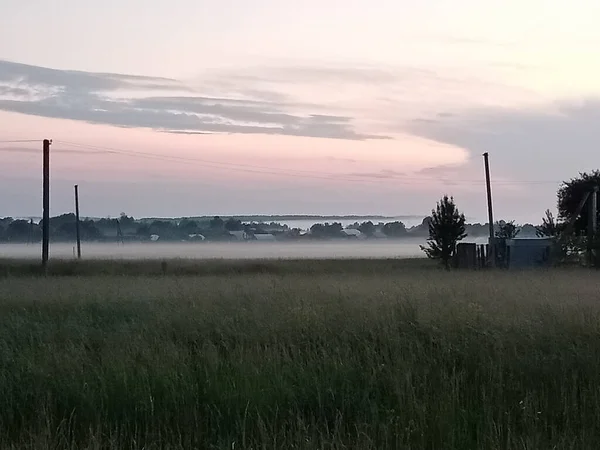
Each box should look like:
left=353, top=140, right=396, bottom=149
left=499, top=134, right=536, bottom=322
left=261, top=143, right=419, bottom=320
left=0, top=238, right=484, bottom=260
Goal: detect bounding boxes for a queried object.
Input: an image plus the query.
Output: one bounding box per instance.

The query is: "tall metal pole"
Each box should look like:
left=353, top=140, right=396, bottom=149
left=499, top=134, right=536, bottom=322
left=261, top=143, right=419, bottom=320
left=483, top=152, right=495, bottom=267
left=74, top=184, right=82, bottom=259
left=42, top=139, right=51, bottom=269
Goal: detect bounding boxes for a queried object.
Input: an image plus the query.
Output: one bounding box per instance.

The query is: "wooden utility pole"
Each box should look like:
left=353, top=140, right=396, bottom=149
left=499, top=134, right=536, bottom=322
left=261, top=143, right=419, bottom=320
left=74, top=184, right=82, bottom=259
left=587, top=186, right=598, bottom=266
left=42, top=139, right=51, bottom=269
left=483, top=152, right=495, bottom=267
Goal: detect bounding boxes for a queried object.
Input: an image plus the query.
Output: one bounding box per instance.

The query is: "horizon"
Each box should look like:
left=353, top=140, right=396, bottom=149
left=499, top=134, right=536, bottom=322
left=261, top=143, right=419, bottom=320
left=2, top=1, right=599, bottom=224
left=3, top=213, right=544, bottom=227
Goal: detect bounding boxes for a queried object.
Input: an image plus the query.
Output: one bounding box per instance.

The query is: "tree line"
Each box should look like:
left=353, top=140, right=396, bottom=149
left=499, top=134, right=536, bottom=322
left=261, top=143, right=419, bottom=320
left=0, top=213, right=543, bottom=244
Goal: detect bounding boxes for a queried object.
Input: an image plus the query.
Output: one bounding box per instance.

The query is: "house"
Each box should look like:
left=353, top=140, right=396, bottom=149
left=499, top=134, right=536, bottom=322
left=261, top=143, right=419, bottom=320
left=188, top=234, right=206, bottom=241
left=253, top=233, right=276, bottom=241
left=341, top=229, right=365, bottom=239
left=229, top=230, right=248, bottom=241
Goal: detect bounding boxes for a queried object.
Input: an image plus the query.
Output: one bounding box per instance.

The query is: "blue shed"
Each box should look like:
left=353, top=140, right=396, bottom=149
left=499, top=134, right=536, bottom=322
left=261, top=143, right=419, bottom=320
left=505, top=238, right=552, bottom=269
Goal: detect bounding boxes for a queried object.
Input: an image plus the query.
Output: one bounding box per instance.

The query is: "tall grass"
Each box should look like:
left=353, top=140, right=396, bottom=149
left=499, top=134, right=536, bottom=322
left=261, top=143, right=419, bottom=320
left=0, top=257, right=434, bottom=278
left=1, top=267, right=600, bottom=449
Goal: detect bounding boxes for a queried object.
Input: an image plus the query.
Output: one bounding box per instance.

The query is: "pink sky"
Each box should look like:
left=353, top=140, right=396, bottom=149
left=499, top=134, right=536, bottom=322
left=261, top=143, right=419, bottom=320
left=2, top=0, right=600, bottom=223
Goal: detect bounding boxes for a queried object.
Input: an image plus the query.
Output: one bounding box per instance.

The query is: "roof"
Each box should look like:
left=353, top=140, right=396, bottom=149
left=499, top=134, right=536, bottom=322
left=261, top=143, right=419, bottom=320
left=506, top=238, right=552, bottom=247
left=342, top=229, right=362, bottom=236
left=254, top=233, right=276, bottom=241
left=229, top=230, right=247, bottom=241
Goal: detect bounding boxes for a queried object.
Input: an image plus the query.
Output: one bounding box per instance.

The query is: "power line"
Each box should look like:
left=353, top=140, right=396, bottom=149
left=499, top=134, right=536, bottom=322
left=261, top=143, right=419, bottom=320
left=56, top=140, right=562, bottom=186
left=44, top=139, right=563, bottom=187
left=0, top=139, right=41, bottom=143
left=55, top=140, right=443, bottom=185
left=55, top=140, right=456, bottom=186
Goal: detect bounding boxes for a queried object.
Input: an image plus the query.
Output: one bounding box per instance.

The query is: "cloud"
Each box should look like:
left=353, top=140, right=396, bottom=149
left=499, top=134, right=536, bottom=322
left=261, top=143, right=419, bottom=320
left=346, top=169, right=407, bottom=180
left=0, top=59, right=387, bottom=140
left=406, top=98, right=600, bottom=182
left=0, top=86, right=31, bottom=97
left=0, top=59, right=183, bottom=93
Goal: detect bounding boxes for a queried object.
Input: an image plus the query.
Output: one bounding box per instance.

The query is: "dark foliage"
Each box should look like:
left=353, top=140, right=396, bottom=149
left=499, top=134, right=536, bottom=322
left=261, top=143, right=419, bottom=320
left=557, top=171, right=600, bottom=235
left=420, top=195, right=467, bottom=269
left=536, top=210, right=560, bottom=238
left=495, top=220, right=520, bottom=239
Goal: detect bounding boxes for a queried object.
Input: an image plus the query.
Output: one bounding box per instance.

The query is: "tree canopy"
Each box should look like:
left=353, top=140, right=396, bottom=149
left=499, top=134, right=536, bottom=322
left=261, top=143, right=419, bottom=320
left=495, top=220, right=520, bottom=239
left=558, top=171, right=600, bottom=235
left=536, top=210, right=560, bottom=238
left=420, top=195, right=467, bottom=269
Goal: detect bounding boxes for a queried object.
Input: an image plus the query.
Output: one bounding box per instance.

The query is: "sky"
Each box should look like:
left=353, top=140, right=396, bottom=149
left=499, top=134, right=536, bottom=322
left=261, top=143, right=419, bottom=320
left=2, top=0, right=600, bottom=223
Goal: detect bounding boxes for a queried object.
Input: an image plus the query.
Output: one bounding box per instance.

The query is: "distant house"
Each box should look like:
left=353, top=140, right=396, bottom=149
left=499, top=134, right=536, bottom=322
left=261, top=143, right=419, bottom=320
left=341, top=229, right=365, bottom=239
left=149, top=234, right=160, bottom=242
left=253, top=233, right=276, bottom=242
left=188, top=234, right=206, bottom=241
left=229, top=230, right=248, bottom=241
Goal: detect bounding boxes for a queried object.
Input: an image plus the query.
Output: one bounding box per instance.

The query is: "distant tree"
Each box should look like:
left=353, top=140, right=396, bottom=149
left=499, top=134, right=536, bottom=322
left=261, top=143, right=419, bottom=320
left=310, top=223, right=326, bottom=237
left=536, top=210, right=560, bottom=237
left=310, top=222, right=344, bottom=238
left=420, top=195, right=467, bottom=269
left=327, top=222, right=343, bottom=236
left=178, top=219, right=199, bottom=234
left=287, top=228, right=302, bottom=238
left=136, top=224, right=151, bottom=238
left=382, top=221, right=407, bottom=237
left=519, top=224, right=538, bottom=237
left=47, top=213, right=76, bottom=230
left=96, top=217, right=119, bottom=235
left=495, top=220, right=520, bottom=239
left=0, top=217, right=12, bottom=241
left=119, top=212, right=135, bottom=227
left=6, top=219, right=31, bottom=242
left=558, top=171, right=600, bottom=235
left=210, top=216, right=224, bottom=230
left=4, top=220, right=40, bottom=242
left=224, top=218, right=244, bottom=232
left=358, top=221, right=375, bottom=236
left=464, top=223, right=488, bottom=237
left=57, top=222, right=77, bottom=240
left=52, top=218, right=101, bottom=241
left=410, top=217, right=433, bottom=237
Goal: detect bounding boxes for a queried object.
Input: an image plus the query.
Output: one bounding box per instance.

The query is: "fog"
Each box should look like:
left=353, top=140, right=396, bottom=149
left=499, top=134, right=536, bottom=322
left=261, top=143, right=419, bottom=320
left=0, top=239, right=447, bottom=260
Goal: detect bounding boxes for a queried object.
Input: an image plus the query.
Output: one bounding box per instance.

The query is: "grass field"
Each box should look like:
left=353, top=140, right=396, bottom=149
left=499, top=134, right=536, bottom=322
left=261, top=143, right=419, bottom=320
left=1, top=259, right=600, bottom=449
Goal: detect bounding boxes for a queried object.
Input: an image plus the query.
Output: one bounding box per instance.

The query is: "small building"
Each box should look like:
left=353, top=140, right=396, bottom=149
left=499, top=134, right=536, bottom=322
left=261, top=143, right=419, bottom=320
left=505, top=238, right=553, bottom=269
left=253, top=233, right=276, bottom=242
left=341, top=229, right=364, bottom=239
left=229, top=230, right=248, bottom=241
left=188, top=234, right=206, bottom=241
